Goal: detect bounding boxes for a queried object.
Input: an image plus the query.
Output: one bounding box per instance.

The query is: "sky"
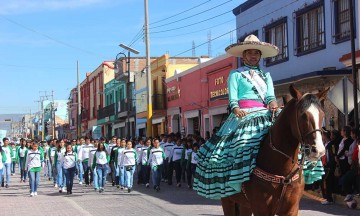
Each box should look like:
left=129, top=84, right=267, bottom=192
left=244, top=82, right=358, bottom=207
left=0, top=0, right=245, bottom=114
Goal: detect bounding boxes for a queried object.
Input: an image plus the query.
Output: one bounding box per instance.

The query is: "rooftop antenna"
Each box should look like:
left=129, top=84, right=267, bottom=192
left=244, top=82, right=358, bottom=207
left=208, top=30, right=212, bottom=57
left=192, top=40, right=196, bottom=57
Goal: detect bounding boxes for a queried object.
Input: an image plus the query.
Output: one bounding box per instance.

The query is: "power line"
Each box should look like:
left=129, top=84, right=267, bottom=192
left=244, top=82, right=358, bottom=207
left=0, top=14, right=107, bottom=58
left=151, top=9, right=232, bottom=34
left=150, top=0, right=212, bottom=25
left=150, top=0, right=233, bottom=29
left=172, top=0, right=300, bottom=57
left=151, top=18, right=234, bottom=39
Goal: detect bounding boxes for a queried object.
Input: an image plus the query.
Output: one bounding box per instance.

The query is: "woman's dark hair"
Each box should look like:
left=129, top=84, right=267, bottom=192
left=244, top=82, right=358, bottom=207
left=57, top=139, right=65, bottom=152
left=65, top=144, right=73, bottom=155
left=97, top=142, right=106, bottom=152
left=342, top=126, right=352, bottom=138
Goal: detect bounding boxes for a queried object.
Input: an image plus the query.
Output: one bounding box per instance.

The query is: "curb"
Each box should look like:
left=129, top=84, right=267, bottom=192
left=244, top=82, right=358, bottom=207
left=303, top=190, right=360, bottom=209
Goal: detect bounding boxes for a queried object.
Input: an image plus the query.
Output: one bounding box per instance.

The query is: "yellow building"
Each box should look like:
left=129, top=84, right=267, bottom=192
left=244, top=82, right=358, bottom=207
left=135, top=54, right=199, bottom=137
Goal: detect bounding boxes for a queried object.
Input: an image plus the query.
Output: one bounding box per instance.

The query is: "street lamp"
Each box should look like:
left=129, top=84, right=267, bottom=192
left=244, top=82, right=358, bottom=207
left=114, top=43, right=139, bottom=139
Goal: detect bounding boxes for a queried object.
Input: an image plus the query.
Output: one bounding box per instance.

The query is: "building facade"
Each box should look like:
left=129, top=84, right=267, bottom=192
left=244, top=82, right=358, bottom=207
left=135, top=54, right=200, bottom=138
left=80, top=61, right=114, bottom=137
left=166, top=54, right=236, bottom=138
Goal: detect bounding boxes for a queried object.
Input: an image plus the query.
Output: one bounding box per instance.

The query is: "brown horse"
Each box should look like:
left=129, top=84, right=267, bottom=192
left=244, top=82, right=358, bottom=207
left=221, top=85, right=328, bottom=216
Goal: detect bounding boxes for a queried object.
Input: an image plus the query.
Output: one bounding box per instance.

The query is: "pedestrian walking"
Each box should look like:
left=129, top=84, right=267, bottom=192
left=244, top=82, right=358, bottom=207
left=62, top=144, right=77, bottom=195
left=74, top=137, right=84, bottom=184
left=115, top=139, right=126, bottom=190
left=17, top=139, right=28, bottom=183
left=187, top=143, right=199, bottom=189
left=1, top=138, right=14, bottom=188
left=170, top=139, right=184, bottom=187
left=107, top=136, right=117, bottom=186
left=92, top=141, right=108, bottom=193
left=49, top=140, right=58, bottom=186
left=10, top=143, right=16, bottom=176
left=120, top=140, right=138, bottom=193
left=0, top=145, right=7, bottom=189
left=25, top=142, right=44, bottom=197
left=184, top=140, right=193, bottom=188
left=78, top=137, right=94, bottom=186
left=148, top=138, right=165, bottom=192
left=140, top=138, right=151, bottom=188
left=88, top=141, right=98, bottom=191
left=54, top=139, right=66, bottom=193
left=135, top=138, right=144, bottom=185
left=43, top=140, right=51, bottom=179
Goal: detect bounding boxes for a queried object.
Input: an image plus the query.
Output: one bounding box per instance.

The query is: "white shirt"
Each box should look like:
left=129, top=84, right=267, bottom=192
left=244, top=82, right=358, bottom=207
left=78, top=144, right=94, bottom=161
left=148, top=147, right=165, bottom=168
left=140, top=146, right=150, bottom=165
left=62, top=152, right=76, bottom=169
left=120, top=149, right=137, bottom=167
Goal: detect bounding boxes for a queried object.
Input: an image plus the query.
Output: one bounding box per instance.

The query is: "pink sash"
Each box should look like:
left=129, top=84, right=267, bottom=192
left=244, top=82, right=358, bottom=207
left=238, top=100, right=266, bottom=108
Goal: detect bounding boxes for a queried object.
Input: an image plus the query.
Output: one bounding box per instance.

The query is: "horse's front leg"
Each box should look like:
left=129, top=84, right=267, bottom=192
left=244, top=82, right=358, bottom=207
left=221, top=197, right=239, bottom=216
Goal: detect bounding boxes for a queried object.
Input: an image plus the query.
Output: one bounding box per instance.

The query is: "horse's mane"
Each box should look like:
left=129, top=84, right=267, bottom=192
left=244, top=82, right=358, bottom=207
left=298, top=94, right=322, bottom=113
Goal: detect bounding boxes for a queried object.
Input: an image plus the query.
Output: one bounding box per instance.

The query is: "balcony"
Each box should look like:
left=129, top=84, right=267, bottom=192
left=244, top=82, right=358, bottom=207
left=97, top=104, right=115, bottom=120
left=152, top=94, right=166, bottom=110
left=117, top=99, right=136, bottom=118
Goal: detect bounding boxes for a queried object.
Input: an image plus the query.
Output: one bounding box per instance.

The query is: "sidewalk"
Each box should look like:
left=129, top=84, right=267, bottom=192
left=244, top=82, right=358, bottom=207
left=303, top=190, right=360, bottom=209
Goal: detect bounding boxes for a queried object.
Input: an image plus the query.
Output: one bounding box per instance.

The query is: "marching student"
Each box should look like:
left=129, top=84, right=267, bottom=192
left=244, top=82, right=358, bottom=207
left=88, top=141, right=98, bottom=191
left=115, top=139, right=126, bottom=189
left=120, top=140, right=138, bottom=193
left=170, top=139, right=185, bottom=187
left=10, top=143, right=16, bottom=176
left=25, top=142, right=44, bottom=197
left=135, top=138, right=144, bottom=185
left=140, top=138, right=151, bottom=188
left=0, top=145, right=7, bottom=188
left=62, top=144, right=77, bottom=195
left=78, top=137, right=94, bottom=186
left=17, top=139, right=28, bottom=183
left=1, top=138, right=14, bottom=188
left=74, top=137, right=84, bottom=184
left=43, top=140, right=51, bottom=179
left=163, top=137, right=174, bottom=184
left=54, top=140, right=66, bottom=193
left=49, top=140, right=58, bottom=186
left=187, top=143, right=199, bottom=189
left=107, top=136, right=117, bottom=186
left=92, top=142, right=108, bottom=193
left=148, top=138, right=165, bottom=192
left=183, top=140, right=193, bottom=189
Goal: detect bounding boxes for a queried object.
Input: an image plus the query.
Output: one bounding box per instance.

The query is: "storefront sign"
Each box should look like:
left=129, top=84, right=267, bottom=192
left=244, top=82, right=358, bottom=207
left=210, top=76, right=228, bottom=100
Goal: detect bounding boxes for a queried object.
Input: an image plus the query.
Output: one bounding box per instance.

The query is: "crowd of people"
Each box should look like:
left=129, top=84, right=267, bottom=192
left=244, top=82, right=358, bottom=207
left=0, top=133, right=201, bottom=197
left=0, top=126, right=359, bottom=203
left=319, top=126, right=360, bottom=205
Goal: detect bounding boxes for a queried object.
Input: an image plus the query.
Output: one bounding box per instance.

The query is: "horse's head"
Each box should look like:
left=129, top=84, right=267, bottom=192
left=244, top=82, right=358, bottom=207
left=288, top=84, right=328, bottom=162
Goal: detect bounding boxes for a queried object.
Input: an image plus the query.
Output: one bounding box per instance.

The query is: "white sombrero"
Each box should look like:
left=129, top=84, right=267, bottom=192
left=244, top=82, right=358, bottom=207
left=225, top=34, right=279, bottom=58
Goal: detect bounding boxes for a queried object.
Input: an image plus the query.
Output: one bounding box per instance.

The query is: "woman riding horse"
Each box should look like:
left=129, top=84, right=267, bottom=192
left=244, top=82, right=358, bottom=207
left=193, top=35, right=325, bottom=214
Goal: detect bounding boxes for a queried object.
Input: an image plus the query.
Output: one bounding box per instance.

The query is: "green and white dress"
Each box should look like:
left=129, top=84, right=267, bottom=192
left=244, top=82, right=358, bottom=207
left=193, top=65, right=324, bottom=200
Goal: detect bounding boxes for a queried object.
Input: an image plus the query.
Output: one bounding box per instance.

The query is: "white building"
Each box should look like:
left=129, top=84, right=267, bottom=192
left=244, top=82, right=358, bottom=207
left=233, top=0, right=359, bottom=127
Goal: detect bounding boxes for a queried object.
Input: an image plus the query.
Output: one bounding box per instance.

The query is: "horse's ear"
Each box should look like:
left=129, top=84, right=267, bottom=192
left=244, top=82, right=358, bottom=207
left=316, top=87, right=330, bottom=101
left=289, top=84, right=302, bottom=100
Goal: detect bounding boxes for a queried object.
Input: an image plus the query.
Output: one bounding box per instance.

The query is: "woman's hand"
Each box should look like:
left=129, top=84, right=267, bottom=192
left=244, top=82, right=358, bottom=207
left=233, top=107, right=248, bottom=118
left=268, top=101, right=278, bottom=112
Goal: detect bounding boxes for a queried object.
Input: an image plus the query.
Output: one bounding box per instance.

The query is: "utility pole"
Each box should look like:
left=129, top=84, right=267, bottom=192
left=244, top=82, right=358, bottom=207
left=77, top=61, right=82, bottom=138
left=144, top=0, right=153, bottom=137
left=51, top=90, right=56, bottom=139
left=349, top=0, right=359, bottom=129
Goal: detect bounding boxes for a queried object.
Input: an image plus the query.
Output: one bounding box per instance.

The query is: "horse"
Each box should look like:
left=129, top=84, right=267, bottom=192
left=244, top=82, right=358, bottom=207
left=221, top=84, right=328, bottom=216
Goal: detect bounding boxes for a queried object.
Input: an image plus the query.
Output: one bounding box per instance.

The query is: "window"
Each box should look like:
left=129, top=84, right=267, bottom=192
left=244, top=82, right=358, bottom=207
left=332, top=0, right=353, bottom=43
left=264, top=17, right=288, bottom=66
left=295, top=1, right=325, bottom=55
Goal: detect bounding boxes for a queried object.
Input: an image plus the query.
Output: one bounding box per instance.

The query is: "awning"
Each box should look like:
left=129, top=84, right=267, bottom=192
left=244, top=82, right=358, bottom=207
left=137, top=123, right=146, bottom=129
left=274, top=69, right=352, bottom=95
left=152, top=117, right=165, bottom=124
left=184, top=110, right=199, bottom=119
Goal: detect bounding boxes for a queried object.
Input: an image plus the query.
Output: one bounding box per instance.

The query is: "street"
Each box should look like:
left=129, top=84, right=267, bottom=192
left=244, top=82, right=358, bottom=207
left=0, top=169, right=359, bottom=216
